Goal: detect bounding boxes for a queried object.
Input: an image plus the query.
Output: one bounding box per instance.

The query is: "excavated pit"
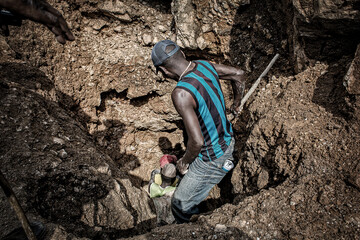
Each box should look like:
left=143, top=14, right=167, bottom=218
left=1, top=0, right=360, bottom=239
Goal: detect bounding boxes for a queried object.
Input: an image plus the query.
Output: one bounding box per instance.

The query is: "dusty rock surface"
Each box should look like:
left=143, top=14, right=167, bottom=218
left=1, top=0, right=359, bottom=239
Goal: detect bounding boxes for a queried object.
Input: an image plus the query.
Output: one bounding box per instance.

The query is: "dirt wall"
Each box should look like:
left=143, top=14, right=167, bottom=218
left=1, top=0, right=359, bottom=239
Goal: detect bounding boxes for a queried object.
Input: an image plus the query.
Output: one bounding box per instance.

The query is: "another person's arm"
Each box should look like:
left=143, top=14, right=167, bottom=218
left=171, top=88, right=203, bottom=174
left=213, top=63, right=246, bottom=114
left=0, top=0, right=74, bottom=44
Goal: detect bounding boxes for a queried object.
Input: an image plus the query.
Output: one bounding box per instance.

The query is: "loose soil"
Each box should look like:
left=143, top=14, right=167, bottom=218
left=1, top=0, right=359, bottom=239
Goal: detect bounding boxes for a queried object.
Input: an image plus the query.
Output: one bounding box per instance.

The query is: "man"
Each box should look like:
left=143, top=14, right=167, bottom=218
left=151, top=39, right=246, bottom=223
left=0, top=0, right=74, bottom=44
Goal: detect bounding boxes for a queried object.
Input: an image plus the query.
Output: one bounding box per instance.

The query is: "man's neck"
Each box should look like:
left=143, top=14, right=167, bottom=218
left=176, top=60, right=194, bottom=80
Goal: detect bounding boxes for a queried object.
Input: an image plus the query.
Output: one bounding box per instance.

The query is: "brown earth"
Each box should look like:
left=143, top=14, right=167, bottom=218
left=1, top=0, right=359, bottom=239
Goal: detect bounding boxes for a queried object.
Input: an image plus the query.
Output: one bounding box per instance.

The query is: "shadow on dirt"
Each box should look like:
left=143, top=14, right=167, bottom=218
left=229, top=0, right=292, bottom=78
left=0, top=62, right=156, bottom=239
left=158, top=136, right=185, bottom=158
left=295, top=14, right=360, bottom=120
left=312, top=57, right=355, bottom=120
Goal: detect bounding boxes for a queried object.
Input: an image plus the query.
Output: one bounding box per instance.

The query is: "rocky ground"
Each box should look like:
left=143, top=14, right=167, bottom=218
left=1, top=0, right=359, bottom=239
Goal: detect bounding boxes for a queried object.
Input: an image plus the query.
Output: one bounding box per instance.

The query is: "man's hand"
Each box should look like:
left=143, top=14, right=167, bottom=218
left=0, top=0, right=75, bottom=44
left=176, top=158, right=189, bottom=175
left=230, top=79, right=245, bottom=115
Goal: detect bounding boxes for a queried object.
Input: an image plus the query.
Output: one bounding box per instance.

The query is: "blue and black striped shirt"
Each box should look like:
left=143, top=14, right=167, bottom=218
left=175, top=60, right=233, bottom=162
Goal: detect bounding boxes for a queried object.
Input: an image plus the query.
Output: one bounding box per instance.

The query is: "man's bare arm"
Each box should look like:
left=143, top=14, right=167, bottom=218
left=172, top=88, right=203, bottom=173
left=213, top=63, right=246, bottom=114
left=0, top=0, right=74, bottom=44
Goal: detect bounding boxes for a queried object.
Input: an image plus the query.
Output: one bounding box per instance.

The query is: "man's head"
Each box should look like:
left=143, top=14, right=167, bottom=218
left=151, top=39, right=180, bottom=67
left=151, top=39, right=186, bottom=79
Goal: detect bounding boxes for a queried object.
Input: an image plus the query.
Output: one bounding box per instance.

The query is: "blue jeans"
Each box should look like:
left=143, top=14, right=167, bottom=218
left=171, top=138, right=235, bottom=223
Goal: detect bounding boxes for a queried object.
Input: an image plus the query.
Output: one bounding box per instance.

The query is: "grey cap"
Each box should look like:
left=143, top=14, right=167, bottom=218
left=151, top=40, right=180, bottom=67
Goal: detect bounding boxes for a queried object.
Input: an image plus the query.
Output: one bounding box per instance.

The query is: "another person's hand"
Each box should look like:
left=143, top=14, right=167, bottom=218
left=176, top=158, right=189, bottom=175
left=0, top=0, right=75, bottom=44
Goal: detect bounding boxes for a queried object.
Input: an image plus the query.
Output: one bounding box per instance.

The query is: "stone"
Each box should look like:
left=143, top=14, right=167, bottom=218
left=171, top=0, right=198, bottom=49
left=58, top=149, right=68, bottom=159
left=91, top=19, right=107, bottom=31
left=344, top=44, right=360, bottom=94
left=214, top=224, right=227, bottom=232
left=257, top=169, right=269, bottom=189
left=100, top=0, right=127, bottom=15
left=52, top=137, right=65, bottom=145
left=142, top=33, right=153, bottom=46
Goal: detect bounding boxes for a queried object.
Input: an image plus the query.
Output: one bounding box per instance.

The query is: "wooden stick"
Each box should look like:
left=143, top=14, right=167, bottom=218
left=238, top=53, right=280, bottom=112
left=0, top=171, right=37, bottom=240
